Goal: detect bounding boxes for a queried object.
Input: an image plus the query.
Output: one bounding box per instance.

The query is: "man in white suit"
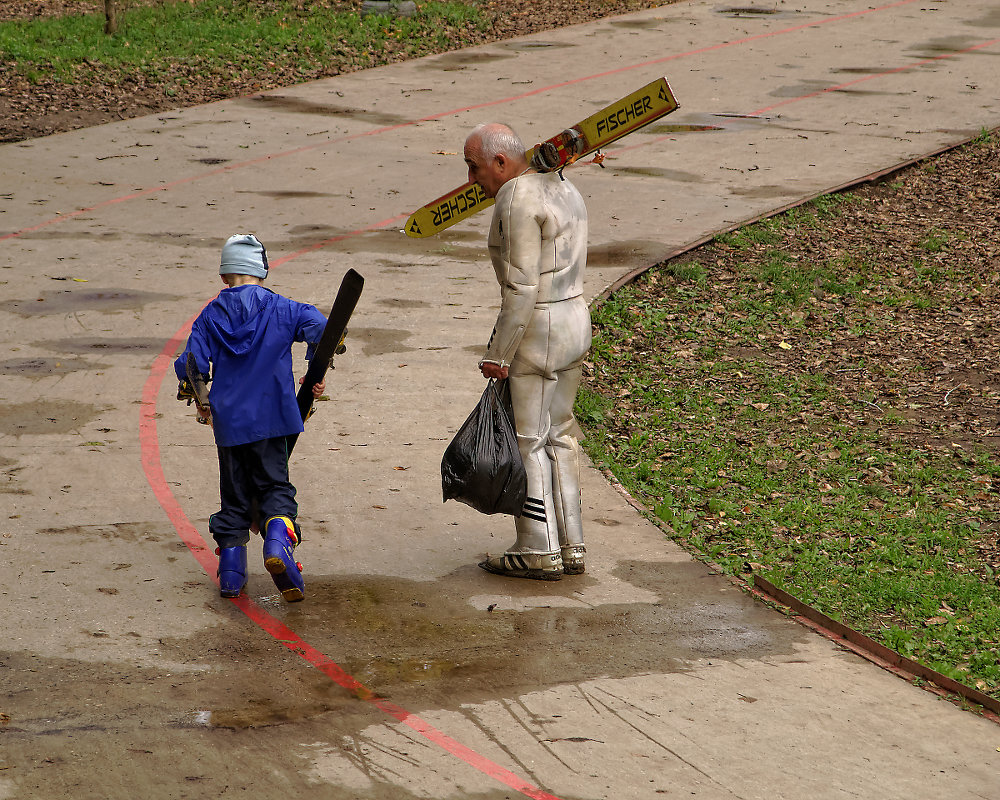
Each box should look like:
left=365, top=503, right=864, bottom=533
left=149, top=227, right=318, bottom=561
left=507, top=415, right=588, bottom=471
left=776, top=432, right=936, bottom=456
left=463, top=122, right=592, bottom=580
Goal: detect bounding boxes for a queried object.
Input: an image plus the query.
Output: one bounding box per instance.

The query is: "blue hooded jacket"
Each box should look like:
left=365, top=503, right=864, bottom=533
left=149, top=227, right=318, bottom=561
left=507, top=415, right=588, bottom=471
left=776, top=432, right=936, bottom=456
left=175, top=285, right=327, bottom=447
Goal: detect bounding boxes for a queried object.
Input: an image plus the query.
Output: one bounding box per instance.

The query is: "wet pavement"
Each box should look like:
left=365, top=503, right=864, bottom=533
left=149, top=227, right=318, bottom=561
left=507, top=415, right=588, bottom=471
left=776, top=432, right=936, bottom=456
left=2, top=0, right=1000, bottom=797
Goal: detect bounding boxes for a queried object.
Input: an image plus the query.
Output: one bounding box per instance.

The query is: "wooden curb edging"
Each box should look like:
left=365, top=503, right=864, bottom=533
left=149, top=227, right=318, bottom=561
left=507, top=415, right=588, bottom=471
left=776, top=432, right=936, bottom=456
left=750, top=575, right=1000, bottom=721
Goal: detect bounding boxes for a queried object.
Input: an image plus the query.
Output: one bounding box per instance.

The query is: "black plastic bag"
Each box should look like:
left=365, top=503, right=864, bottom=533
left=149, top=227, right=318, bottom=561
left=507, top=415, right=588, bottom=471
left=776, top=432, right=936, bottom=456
left=441, top=379, right=526, bottom=516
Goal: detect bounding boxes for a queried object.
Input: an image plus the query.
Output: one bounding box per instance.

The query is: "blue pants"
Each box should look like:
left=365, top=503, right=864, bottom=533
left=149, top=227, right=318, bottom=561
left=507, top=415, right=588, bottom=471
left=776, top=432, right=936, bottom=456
left=210, top=436, right=298, bottom=548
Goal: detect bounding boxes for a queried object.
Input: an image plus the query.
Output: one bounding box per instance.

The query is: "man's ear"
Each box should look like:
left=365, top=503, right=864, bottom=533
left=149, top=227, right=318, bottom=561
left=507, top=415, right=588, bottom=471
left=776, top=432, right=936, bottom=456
left=494, top=152, right=508, bottom=171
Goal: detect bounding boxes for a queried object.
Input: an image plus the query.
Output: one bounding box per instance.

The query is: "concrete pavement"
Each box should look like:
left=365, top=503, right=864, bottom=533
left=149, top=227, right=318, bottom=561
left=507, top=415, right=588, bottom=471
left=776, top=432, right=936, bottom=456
left=2, top=0, right=1000, bottom=797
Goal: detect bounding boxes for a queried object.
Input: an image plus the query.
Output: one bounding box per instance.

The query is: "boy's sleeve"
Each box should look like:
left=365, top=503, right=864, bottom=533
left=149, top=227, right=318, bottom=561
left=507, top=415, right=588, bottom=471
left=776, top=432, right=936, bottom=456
left=295, top=302, right=329, bottom=361
left=174, top=315, right=212, bottom=381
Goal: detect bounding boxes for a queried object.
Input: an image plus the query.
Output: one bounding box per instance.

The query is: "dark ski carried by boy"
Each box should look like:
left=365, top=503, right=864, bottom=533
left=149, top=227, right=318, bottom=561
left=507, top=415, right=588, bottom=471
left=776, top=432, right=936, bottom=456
left=289, top=267, right=365, bottom=452
left=404, top=77, right=679, bottom=238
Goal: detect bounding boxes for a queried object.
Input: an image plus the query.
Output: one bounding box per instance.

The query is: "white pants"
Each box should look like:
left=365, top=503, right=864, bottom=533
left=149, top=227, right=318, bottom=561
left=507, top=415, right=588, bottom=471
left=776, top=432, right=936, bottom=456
left=507, top=297, right=591, bottom=555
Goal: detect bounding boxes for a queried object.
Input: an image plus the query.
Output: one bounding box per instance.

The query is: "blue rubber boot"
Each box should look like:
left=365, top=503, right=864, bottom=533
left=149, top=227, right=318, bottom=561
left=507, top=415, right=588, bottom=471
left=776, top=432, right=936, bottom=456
left=216, top=545, right=247, bottom=598
left=262, top=516, right=304, bottom=602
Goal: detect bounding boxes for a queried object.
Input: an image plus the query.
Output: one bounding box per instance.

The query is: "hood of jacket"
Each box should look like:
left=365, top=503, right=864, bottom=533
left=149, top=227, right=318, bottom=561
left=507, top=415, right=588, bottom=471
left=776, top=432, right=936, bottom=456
left=203, top=285, right=277, bottom=357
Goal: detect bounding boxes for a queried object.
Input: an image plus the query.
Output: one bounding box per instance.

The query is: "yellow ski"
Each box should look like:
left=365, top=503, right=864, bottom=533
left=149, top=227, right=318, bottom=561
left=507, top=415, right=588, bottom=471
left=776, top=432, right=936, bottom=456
left=404, top=77, right=679, bottom=238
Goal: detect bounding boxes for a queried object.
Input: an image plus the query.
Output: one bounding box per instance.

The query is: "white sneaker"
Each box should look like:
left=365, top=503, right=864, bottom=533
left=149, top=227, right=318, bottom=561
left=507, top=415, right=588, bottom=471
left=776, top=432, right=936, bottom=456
left=478, top=552, right=563, bottom=581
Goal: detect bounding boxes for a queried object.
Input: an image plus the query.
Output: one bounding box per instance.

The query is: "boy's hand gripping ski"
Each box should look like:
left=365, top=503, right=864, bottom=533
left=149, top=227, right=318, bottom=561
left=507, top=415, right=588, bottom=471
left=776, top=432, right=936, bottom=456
left=178, top=352, right=212, bottom=425
left=289, top=268, right=364, bottom=453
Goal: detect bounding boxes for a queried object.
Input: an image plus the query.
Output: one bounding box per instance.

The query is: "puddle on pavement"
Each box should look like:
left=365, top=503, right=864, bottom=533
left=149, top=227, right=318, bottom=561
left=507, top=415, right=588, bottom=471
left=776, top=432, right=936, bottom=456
left=0, top=646, right=366, bottom=739
left=501, top=40, right=573, bottom=51
left=967, top=8, right=1000, bottom=27
left=907, top=36, right=979, bottom=57
left=770, top=80, right=837, bottom=98
left=1, top=288, right=176, bottom=317
left=771, top=81, right=899, bottom=99
left=152, top=559, right=805, bottom=721
left=17, top=231, right=218, bottom=248
left=288, top=223, right=341, bottom=238
left=831, top=67, right=888, bottom=74
left=375, top=298, right=431, bottom=309
left=832, top=88, right=902, bottom=97
left=1, top=454, right=26, bottom=494
left=240, top=190, right=337, bottom=199
left=36, top=337, right=167, bottom=355
left=608, top=18, right=668, bottom=29
left=0, top=357, right=97, bottom=376
left=419, top=50, right=516, bottom=70
left=313, top=229, right=484, bottom=262
left=729, top=184, right=796, bottom=199
left=4, top=560, right=806, bottom=743
left=347, top=326, right=416, bottom=356
left=136, top=232, right=219, bottom=248
left=245, top=95, right=409, bottom=127
left=645, top=114, right=768, bottom=134
left=185, top=688, right=356, bottom=730
left=14, top=229, right=121, bottom=242
left=609, top=166, right=705, bottom=182
left=717, top=6, right=779, bottom=15
left=642, top=123, right=724, bottom=134
left=587, top=239, right=668, bottom=268
left=0, top=400, right=102, bottom=435
left=38, top=521, right=173, bottom=544
left=371, top=258, right=419, bottom=274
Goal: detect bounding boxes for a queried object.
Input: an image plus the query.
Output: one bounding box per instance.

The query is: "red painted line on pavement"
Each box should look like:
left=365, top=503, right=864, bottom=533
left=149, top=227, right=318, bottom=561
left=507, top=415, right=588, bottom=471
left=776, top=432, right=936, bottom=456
left=138, top=216, right=563, bottom=799
left=140, top=319, right=218, bottom=574
left=2, top=0, right=923, bottom=243
left=232, top=591, right=564, bottom=799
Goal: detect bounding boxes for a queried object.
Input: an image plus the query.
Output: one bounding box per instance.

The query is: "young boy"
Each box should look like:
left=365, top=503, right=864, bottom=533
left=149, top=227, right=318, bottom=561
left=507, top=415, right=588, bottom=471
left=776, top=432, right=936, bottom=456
left=175, top=233, right=328, bottom=602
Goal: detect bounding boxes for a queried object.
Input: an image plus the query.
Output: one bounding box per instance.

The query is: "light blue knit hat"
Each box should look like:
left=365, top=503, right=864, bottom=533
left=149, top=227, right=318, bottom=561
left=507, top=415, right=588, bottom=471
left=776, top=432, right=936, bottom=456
left=219, top=234, right=268, bottom=278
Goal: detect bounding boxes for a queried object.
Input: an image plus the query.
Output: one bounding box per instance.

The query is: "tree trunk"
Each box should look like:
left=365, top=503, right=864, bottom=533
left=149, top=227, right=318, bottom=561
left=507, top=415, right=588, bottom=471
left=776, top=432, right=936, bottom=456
left=104, top=0, right=118, bottom=35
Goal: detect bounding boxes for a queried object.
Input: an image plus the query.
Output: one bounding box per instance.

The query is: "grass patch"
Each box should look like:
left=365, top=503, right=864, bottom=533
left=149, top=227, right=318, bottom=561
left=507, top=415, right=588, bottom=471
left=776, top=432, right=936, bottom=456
left=0, top=0, right=486, bottom=83
left=579, top=133, right=1000, bottom=702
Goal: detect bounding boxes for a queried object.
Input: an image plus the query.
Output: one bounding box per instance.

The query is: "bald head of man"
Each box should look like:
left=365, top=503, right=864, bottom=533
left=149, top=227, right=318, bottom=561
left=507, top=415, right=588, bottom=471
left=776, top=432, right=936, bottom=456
left=463, top=122, right=531, bottom=198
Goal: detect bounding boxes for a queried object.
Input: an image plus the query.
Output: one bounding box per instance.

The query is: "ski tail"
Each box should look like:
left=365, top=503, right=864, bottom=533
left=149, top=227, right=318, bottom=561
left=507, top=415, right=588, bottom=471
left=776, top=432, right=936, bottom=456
left=294, top=268, right=364, bottom=426
left=405, top=182, right=493, bottom=239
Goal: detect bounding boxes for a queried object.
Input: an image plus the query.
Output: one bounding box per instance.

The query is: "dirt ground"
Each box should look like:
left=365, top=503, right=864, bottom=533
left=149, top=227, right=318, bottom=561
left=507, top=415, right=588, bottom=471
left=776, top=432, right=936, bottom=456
left=0, top=0, right=673, bottom=142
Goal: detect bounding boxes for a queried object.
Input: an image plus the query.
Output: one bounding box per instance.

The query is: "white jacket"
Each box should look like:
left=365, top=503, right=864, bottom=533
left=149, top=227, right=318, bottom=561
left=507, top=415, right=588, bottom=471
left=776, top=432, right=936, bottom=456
left=483, top=171, right=589, bottom=368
